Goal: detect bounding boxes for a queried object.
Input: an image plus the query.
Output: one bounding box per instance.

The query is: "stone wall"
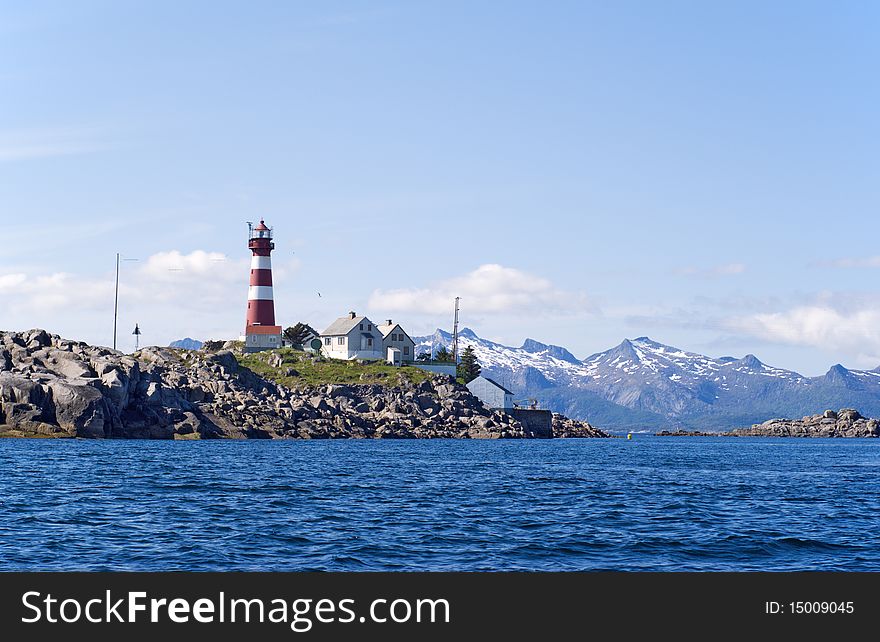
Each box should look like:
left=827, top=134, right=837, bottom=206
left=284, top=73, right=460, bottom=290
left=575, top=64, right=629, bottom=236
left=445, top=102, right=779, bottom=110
left=507, top=409, right=552, bottom=438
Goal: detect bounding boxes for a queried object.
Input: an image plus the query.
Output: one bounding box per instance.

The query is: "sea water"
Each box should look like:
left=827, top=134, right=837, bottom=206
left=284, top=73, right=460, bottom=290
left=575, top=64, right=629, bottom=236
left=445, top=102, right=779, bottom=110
left=1, top=437, right=878, bottom=571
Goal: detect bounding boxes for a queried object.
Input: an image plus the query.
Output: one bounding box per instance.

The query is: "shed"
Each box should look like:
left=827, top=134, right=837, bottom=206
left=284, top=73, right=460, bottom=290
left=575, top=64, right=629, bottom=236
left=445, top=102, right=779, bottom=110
left=466, top=376, right=514, bottom=410
left=386, top=347, right=402, bottom=366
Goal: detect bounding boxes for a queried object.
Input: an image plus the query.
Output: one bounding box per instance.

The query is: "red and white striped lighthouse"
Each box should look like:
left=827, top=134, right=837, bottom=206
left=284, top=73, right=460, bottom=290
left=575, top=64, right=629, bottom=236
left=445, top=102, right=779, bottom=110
left=244, top=219, right=282, bottom=352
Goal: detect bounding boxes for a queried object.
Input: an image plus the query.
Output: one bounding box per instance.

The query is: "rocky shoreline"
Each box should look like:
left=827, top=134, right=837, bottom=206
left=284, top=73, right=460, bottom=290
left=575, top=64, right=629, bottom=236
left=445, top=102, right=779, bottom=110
left=728, top=409, right=880, bottom=438
left=0, top=329, right=608, bottom=440
left=654, top=408, right=880, bottom=438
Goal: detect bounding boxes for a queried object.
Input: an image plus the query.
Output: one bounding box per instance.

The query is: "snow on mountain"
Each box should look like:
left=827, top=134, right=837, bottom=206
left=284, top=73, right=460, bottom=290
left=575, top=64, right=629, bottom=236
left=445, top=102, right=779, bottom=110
left=412, top=329, right=880, bottom=431
left=414, top=328, right=594, bottom=386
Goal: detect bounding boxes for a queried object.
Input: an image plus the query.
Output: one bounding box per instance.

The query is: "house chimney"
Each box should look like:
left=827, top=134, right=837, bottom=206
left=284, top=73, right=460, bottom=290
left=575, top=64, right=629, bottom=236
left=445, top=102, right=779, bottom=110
left=386, top=319, right=392, bottom=325
left=349, top=311, right=356, bottom=319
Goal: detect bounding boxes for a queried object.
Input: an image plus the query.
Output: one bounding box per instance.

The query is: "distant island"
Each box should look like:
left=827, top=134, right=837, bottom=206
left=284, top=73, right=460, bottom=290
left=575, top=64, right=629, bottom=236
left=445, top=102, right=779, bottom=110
left=0, top=329, right=606, bottom=440
left=169, top=337, right=204, bottom=350
left=657, top=408, right=880, bottom=438
left=730, top=409, right=879, bottom=437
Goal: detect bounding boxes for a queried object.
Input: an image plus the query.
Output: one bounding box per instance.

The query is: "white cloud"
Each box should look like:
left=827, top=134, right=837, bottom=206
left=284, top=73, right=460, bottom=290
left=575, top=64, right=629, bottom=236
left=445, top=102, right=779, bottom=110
left=675, top=263, right=746, bottom=277
left=0, top=273, right=27, bottom=290
left=368, top=264, right=591, bottom=316
left=0, top=250, right=301, bottom=348
left=728, top=305, right=880, bottom=366
left=0, top=272, right=112, bottom=314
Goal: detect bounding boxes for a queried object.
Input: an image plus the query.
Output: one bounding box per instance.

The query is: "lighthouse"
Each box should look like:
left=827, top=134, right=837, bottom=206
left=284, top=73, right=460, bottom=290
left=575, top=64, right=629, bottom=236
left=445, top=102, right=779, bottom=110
left=243, top=219, right=283, bottom=352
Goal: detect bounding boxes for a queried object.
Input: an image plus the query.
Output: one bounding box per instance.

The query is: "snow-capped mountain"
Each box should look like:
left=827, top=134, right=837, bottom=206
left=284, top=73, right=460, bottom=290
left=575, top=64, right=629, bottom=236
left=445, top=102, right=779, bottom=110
left=413, top=329, right=880, bottom=431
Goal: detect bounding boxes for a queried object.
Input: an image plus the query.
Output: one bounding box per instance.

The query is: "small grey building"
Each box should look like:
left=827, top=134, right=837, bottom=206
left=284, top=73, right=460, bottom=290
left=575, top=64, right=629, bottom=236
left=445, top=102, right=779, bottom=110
left=466, top=376, right=514, bottom=410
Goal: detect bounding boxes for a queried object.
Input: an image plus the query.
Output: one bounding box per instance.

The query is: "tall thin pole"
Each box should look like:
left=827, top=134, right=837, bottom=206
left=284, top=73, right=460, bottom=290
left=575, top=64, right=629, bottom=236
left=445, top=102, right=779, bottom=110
left=452, top=296, right=460, bottom=363
left=113, top=252, right=120, bottom=350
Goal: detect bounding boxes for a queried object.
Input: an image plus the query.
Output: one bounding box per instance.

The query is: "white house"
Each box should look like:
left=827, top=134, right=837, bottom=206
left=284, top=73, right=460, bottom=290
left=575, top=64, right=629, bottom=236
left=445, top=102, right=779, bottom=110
left=320, top=312, right=384, bottom=361
left=375, top=319, right=416, bottom=364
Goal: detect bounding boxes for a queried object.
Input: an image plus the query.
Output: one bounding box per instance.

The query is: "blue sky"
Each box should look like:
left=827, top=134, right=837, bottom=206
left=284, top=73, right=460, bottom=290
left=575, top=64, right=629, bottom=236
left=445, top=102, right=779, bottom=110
left=1, top=1, right=878, bottom=374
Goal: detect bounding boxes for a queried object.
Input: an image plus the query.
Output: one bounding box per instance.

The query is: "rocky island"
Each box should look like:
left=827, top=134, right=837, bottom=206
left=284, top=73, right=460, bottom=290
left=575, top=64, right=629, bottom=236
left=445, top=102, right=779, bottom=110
left=656, top=408, right=880, bottom=438
left=0, top=329, right=607, bottom=440
left=728, top=408, right=880, bottom=438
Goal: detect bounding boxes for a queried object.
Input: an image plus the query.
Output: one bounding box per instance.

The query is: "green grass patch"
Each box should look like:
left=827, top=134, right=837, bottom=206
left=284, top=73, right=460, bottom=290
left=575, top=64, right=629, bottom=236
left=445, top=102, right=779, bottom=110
left=0, top=427, right=73, bottom=439
left=173, top=432, right=201, bottom=440
left=236, top=348, right=433, bottom=389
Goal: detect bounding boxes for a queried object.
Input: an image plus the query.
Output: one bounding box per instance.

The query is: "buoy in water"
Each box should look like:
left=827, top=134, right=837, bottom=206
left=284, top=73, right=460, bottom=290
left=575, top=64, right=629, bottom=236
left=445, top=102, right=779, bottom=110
left=627, top=433, right=632, bottom=440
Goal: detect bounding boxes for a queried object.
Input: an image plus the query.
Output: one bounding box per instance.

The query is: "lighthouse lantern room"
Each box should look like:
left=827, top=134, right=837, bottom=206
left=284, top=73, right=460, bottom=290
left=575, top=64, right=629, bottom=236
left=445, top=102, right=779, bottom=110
left=243, top=219, right=283, bottom=352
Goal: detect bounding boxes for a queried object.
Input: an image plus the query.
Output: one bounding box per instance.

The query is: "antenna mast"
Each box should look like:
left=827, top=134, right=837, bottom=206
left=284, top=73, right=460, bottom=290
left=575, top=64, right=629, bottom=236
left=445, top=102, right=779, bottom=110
left=452, top=296, right=460, bottom=363
left=113, top=253, right=120, bottom=350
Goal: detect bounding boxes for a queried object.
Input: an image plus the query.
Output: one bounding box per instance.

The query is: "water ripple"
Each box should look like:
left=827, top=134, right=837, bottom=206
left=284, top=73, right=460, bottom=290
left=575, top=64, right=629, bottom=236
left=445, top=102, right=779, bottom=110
left=0, top=437, right=878, bottom=571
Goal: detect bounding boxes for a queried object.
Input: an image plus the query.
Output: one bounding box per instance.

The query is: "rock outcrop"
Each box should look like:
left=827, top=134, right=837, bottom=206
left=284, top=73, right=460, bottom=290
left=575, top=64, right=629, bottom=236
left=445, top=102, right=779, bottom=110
left=550, top=413, right=607, bottom=438
left=0, top=330, right=609, bottom=440
left=730, top=408, right=880, bottom=438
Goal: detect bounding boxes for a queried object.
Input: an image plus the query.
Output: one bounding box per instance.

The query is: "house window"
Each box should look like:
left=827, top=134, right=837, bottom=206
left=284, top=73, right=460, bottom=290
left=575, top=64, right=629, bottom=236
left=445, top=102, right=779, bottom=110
left=360, top=324, right=364, bottom=331
left=368, top=324, right=372, bottom=331
left=338, top=337, right=344, bottom=345
left=403, top=346, right=409, bottom=355
left=324, top=337, right=331, bottom=346
left=367, top=338, right=373, bottom=347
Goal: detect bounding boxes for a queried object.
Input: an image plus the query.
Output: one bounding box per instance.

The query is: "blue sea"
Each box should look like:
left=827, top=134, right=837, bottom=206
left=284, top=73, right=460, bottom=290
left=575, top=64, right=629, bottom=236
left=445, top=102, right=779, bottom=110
left=1, top=437, right=878, bottom=571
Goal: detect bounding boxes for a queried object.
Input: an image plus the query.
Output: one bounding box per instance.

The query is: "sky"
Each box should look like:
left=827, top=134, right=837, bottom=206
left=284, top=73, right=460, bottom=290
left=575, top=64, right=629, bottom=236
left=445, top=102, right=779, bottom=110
left=1, top=0, right=878, bottom=375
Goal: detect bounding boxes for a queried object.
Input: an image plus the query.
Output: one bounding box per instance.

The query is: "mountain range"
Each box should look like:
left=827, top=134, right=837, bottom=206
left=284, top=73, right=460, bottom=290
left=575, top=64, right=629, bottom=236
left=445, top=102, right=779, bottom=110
left=413, top=329, right=880, bottom=432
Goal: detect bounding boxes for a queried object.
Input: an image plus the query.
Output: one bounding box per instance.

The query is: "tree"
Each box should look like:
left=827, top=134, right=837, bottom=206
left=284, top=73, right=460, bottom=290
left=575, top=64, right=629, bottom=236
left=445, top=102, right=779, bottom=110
left=434, top=345, right=453, bottom=363
left=283, top=322, right=318, bottom=349
left=457, top=345, right=481, bottom=383
left=416, top=351, right=432, bottom=362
